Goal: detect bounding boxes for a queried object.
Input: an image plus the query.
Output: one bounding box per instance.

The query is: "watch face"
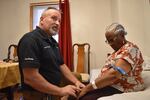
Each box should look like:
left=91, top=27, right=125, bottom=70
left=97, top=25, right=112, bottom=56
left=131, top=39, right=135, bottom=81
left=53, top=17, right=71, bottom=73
left=92, top=81, right=97, bottom=89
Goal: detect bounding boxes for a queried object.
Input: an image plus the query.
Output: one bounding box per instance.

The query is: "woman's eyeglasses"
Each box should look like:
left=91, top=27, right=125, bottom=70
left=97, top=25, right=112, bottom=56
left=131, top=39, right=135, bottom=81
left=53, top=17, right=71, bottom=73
left=105, top=36, right=117, bottom=45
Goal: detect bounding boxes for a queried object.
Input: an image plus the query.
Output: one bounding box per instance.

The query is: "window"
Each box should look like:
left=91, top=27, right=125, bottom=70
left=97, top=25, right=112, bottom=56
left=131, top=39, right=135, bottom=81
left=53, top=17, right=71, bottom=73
left=30, top=2, right=59, bottom=42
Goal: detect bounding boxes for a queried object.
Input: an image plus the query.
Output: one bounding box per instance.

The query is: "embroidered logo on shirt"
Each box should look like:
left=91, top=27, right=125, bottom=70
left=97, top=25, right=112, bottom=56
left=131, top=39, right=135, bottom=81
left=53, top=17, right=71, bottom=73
left=24, top=58, right=34, bottom=61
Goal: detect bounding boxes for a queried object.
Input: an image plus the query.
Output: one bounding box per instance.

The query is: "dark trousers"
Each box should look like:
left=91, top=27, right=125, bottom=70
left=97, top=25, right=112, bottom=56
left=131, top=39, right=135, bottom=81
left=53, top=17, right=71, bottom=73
left=0, top=86, right=15, bottom=100
left=22, top=90, right=59, bottom=100
left=79, top=86, right=123, bottom=100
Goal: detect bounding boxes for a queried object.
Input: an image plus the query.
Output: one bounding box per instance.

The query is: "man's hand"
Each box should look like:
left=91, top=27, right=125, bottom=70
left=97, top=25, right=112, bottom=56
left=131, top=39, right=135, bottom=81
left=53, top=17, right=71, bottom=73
left=75, top=81, right=85, bottom=89
left=60, top=85, right=80, bottom=97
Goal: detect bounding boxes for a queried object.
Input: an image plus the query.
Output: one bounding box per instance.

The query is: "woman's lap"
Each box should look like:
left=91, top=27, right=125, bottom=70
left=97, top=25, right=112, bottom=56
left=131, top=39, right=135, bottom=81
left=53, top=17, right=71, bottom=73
left=79, top=86, right=123, bottom=100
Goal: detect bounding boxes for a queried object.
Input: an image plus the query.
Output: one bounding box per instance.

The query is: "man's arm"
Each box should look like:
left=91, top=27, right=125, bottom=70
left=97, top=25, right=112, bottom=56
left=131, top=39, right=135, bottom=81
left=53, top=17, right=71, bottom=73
left=23, top=67, right=78, bottom=97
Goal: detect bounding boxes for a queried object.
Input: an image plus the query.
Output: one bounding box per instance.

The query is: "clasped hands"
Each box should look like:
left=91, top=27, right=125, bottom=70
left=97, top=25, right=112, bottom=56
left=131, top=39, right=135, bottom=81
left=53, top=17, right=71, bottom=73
left=60, top=81, right=90, bottom=100
left=67, top=81, right=89, bottom=100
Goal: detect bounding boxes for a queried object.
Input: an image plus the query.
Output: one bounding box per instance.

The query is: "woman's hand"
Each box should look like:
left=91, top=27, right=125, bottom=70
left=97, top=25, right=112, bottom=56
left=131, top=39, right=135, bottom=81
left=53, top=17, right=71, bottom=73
left=77, top=86, right=89, bottom=99
left=78, top=83, right=94, bottom=99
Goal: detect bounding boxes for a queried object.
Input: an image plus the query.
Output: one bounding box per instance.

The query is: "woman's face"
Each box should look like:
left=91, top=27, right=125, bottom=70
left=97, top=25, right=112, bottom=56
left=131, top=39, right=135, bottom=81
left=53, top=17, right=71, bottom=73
left=105, top=32, right=124, bottom=51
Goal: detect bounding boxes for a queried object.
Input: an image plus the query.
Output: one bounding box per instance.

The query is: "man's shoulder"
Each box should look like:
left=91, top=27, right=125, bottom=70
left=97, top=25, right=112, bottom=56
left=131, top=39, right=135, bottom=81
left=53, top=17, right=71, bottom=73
left=22, top=29, right=40, bottom=40
left=18, top=32, right=38, bottom=49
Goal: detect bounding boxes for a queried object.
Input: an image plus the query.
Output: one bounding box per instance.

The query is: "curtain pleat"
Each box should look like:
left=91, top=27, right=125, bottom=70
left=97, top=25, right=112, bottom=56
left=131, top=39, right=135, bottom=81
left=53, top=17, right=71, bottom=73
left=59, top=0, right=73, bottom=70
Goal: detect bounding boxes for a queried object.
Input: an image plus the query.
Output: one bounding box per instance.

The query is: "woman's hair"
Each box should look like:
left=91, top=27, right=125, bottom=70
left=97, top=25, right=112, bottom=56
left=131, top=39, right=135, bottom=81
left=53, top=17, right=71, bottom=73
left=106, top=23, right=127, bottom=35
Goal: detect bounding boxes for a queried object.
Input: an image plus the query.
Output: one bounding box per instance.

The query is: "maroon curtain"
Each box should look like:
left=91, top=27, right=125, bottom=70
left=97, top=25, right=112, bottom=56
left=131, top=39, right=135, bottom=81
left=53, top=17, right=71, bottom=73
left=59, top=0, right=73, bottom=70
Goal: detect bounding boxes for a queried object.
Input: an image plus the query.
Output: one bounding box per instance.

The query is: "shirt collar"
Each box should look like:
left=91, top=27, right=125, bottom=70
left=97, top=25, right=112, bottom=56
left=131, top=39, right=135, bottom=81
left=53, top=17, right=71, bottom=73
left=36, top=26, right=50, bottom=40
left=36, top=26, right=58, bottom=46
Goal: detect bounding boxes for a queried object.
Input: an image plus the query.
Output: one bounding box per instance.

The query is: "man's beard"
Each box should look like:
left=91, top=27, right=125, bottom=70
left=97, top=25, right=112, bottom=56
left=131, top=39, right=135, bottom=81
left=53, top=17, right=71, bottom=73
left=49, top=26, right=59, bottom=36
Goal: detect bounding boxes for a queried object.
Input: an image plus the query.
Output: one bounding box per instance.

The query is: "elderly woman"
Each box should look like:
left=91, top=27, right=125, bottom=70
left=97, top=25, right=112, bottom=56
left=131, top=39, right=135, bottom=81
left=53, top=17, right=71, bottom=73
left=78, top=23, right=145, bottom=100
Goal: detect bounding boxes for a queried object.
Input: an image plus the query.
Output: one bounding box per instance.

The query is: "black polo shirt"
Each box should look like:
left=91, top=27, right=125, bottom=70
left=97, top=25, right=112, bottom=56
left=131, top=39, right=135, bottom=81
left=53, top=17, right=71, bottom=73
left=18, top=26, right=64, bottom=90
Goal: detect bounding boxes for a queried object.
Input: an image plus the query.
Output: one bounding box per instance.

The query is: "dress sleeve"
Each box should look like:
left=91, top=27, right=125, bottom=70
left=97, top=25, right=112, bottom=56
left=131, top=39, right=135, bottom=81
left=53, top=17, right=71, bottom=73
left=115, top=45, right=143, bottom=69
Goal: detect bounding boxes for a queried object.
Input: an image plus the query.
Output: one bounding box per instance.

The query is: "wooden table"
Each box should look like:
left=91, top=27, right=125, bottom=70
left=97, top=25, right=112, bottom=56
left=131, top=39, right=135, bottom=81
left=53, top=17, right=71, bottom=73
left=0, top=62, right=21, bottom=100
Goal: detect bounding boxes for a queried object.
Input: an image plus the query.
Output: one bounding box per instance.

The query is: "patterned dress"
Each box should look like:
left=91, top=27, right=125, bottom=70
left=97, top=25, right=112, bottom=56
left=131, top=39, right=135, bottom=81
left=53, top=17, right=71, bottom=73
left=100, top=41, right=145, bottom=92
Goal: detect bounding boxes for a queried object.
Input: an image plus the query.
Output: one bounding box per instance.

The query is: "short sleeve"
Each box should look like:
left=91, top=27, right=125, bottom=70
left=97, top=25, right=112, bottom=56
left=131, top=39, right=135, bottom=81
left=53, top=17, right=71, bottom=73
left=18, top=36, right=40, bottom=68
left=115, top=45, right=143, bottom=69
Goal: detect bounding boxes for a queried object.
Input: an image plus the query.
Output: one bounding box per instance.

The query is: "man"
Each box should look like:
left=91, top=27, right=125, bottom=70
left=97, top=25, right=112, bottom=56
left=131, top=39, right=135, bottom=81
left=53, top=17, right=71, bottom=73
left=18, top=7, right=84, bottom=100
left=78, top=23, right=144, bottom=100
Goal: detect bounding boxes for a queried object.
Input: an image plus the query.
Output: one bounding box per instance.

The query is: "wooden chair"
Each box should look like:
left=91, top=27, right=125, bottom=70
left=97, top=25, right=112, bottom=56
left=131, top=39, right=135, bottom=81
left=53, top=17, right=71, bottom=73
left=0, top=44, right=18, bottom=100
left=3, top=44, right=18, bottom=62
left=72, top=43, right=90, bottom=82
left=2, top=44, right=18, bottom=100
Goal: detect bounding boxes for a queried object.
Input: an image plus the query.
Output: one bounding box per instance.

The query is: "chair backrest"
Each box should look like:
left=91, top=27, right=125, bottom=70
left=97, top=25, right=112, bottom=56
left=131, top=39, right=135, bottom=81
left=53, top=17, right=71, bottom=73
left=72, top=43, right=90, bottom=74
left=3, top=44, right=18, bottom=62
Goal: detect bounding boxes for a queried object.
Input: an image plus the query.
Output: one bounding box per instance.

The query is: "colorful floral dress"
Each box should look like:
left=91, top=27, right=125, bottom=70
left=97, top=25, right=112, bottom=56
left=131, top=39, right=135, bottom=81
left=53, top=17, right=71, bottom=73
left=100, top=41, right=145, bottom=92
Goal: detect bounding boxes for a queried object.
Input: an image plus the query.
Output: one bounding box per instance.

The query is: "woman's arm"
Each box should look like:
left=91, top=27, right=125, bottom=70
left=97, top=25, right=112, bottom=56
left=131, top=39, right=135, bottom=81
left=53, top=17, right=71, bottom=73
left=78, top=58, right=132, bottom=98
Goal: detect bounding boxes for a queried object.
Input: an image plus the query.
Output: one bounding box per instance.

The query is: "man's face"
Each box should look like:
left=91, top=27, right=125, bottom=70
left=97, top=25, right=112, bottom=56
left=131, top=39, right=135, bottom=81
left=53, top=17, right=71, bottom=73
left=41, top=9, right=61, bottom=36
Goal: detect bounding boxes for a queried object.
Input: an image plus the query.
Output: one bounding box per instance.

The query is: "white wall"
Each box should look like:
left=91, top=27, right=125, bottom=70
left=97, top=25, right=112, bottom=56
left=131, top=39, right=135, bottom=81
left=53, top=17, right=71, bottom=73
left=0, top=0, right=29, bottom=59
left=70, top=0, right=112, bottom=68
left=117, top=0, right=150, bottom=57
left=144, top=0, right=150, bottom=55
left=0, top=0, right=150, bottom=70
left=0, top=0, right=56, bottom=59
left=118, top=0, right=145, bottom=54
